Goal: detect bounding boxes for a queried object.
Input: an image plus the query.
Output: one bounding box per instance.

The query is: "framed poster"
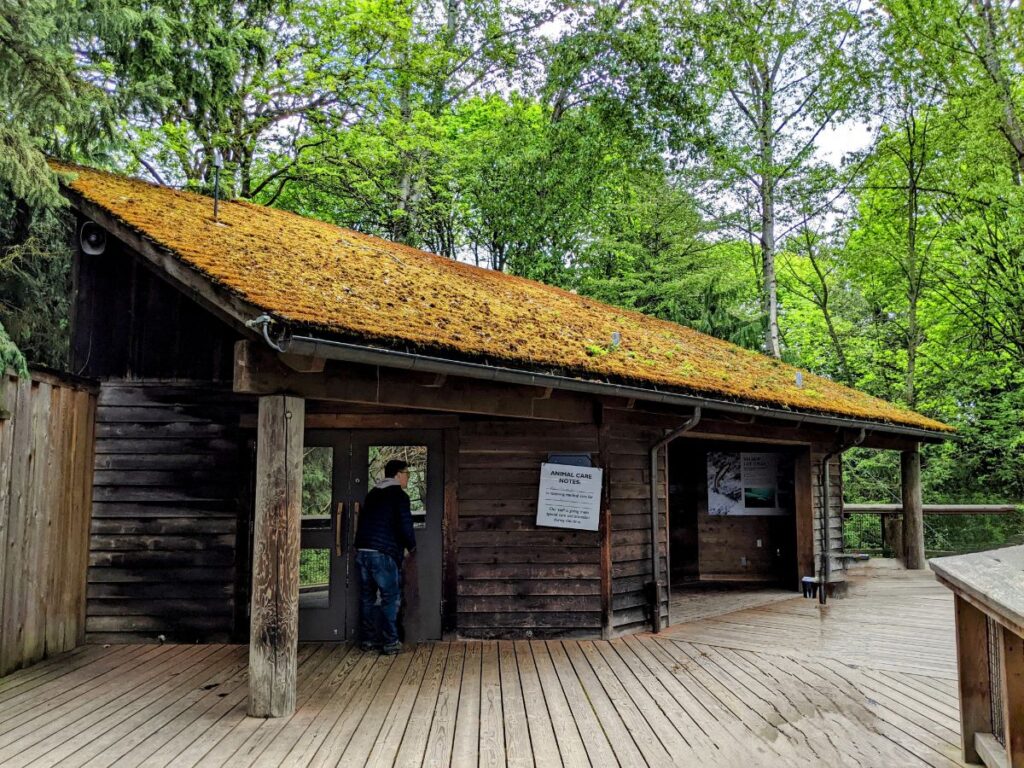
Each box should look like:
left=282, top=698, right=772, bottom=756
left=536, top=462, right=603, bottom=531
left=707, top=451, right=790, bottom=516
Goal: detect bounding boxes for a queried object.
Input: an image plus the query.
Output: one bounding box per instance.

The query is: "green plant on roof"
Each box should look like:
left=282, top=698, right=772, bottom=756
left=584, top=342, right=609, bottom=357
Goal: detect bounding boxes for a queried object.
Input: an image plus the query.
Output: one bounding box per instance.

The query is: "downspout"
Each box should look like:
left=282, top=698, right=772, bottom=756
left=818, top=428, right=865, bottom=605
left=648, top=407, right=702, bottom=632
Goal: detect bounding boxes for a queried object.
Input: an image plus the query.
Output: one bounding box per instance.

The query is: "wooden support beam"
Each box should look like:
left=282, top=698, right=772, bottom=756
left=241, top=412, right=458, bottom=430
left=901, top=445, right=926, bottom=570
left=598, top=421, right=613, bottom=640
left=794, top=448, right=815, bottom=583
left=1002, top=624, right=1024, bottom=767
left=954, top=595, right=992, bottom=764
left=248, top=395, right=304, bottom=718
left=278, top=353, right=326, bottom=373
left=234, top=340, right=595, bottom=423
left=442, top=428, right=459, bottom=636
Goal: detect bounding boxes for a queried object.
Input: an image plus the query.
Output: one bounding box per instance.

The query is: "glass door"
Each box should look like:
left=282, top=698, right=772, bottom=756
left=297, top=429, right=444, bottom=643
left=298, top=431, right=351, bottom=641
left=350, top=431, right=444, bottom=642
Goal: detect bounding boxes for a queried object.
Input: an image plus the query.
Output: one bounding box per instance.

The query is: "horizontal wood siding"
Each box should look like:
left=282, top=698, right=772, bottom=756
left=456, top=420, right=602, bottom=638
left=811, top=450, right=845, bottom=582
left=604, top=415, right=667, bottom=635
left=87, top=382, right=253, bottom=642
left=0, top=370, right=97, bottom=675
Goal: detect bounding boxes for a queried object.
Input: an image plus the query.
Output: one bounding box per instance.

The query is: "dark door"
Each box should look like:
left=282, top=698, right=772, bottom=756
left=298, top=429, right=444, bottom=642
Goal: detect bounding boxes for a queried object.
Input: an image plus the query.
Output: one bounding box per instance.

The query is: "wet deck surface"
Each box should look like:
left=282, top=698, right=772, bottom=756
left=0, top=566, right=964, bottom=767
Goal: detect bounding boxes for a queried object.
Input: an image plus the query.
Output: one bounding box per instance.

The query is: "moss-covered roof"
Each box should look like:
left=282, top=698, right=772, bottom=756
left=55, top=162, right=951, bottom=433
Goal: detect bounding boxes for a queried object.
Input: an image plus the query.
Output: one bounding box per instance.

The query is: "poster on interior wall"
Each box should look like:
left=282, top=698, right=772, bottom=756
left=707, top=451, right=789, bottom=516
left=536, top=462, right=603, bottom=531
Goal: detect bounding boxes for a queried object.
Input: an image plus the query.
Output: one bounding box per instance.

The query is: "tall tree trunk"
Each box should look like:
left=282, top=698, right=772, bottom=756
left=905, top=175, right=919, bottom=408
left=757, top=59, right=781, bottom=359
left=761, top=180, right=781, bottom=357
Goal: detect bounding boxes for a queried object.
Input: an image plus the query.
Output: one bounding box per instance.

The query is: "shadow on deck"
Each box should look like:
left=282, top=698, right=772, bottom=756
left=0, top=564, right=965, bottom=767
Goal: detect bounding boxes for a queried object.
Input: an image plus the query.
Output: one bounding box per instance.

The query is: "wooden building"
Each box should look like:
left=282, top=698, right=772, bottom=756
left=54, top=162, right=952, bottom=716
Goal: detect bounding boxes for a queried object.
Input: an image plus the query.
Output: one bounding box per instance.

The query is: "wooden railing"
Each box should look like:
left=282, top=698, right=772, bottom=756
left=0, top=368, right=98, bottom=676
left=842, top=504, right=1018, bottom=559
left=931, top=546, right=1024, bottom=767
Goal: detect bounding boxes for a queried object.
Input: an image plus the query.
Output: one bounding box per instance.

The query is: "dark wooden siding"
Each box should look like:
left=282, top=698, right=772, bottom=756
left=71, top=221, right=239, bottom=381
left=455, top=420, right=603, bottom=638
left=86, top=381, right=254, bottom=642
left=811, top=450, right=845, bottom=582
left=603, top=416, right=668, bottom=635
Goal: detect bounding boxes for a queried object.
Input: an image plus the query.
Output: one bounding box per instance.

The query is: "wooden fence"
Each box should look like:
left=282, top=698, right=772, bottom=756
left=0, top=368, right=98, bottom=676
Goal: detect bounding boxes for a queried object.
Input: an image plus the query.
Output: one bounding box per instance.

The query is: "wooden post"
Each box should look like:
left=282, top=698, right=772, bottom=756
left=1002, top=624, right=1024, bottom=767
left=882, top=515, right=904, bottom=561
left=441, top=427, right=459, bottom=636
left=793, top=448, right=814, bottom=584
left=901, top=446, right=925, bottom=570
left=248, top=395, right=304, bottom=718
left=954, top=595, right=992, bottom=764
left=598, top=422, right=613, bottom=640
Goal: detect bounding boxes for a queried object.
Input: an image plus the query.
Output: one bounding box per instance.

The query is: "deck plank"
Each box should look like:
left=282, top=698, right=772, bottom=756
left=420, top=642, right=465, bottom=768
left=0, top=568, right=970, bottom=768
left=451, top=641, right=482, bottom=768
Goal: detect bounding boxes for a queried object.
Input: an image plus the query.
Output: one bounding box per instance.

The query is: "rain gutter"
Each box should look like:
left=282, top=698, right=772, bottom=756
left=270, top=330, right=949, bottom=442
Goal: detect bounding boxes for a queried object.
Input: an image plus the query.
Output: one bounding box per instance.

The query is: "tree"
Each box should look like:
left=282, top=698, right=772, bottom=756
left=698, top=0, right=873, bottom=357
left=0, top=0, right=123, bottom=371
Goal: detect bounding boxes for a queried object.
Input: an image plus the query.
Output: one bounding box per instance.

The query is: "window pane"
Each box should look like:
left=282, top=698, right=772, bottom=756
left=368, top=445, right=428, bottom=528
left=302, top=446, right=333, bottom=529
left=299, top=548, right=330, bottom=608
left=300, top=548, right=330, bottom=588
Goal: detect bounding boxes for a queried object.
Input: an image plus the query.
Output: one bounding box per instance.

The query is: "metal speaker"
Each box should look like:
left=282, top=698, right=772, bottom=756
left=79, top=222, right=107, bottom=256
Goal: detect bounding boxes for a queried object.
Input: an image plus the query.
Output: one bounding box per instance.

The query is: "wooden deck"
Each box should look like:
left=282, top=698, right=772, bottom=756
left=0, top=566, right=965, bottom=767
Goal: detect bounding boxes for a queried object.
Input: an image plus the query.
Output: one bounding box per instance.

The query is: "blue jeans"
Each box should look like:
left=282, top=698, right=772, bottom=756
left=355, top=550, right=401, bottom=647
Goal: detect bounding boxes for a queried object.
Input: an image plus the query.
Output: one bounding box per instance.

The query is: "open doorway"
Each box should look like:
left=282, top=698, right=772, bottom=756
left=667, top=440, right=799, bottom=625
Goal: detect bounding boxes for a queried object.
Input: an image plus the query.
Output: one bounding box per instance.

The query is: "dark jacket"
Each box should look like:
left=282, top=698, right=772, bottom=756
left=354, top=483, right=415, bottom=564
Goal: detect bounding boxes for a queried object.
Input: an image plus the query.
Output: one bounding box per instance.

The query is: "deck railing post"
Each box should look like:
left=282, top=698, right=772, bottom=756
left=954, top=595, right=992, bottom=763
left=248, top=394, right=305, bottom=718
left=1001, top=624, right=1024, bottom=766
left=901, top=445, right=925, bottom=570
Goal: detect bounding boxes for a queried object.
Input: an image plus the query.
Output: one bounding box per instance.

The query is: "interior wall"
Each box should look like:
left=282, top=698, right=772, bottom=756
left=669, top=441, right=798, bottom=585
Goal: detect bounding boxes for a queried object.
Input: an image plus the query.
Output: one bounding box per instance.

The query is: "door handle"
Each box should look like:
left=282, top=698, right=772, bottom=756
left=335, top=501, right=344, bottom=556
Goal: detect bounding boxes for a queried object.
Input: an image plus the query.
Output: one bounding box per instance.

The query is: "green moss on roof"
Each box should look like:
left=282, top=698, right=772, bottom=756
left=54, top=162, right=951, bottom=433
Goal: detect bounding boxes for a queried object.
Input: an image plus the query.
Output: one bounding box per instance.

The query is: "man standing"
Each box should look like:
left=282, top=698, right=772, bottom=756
left=354, top=459, right=416, bottom=655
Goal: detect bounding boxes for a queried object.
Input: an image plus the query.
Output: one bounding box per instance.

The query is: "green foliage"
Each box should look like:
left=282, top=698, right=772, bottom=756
left=0, top=0, right=1020, bottom=557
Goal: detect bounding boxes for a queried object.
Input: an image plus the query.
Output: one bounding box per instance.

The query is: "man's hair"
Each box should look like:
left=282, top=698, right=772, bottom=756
left=384, top=459, right=409, bottom=478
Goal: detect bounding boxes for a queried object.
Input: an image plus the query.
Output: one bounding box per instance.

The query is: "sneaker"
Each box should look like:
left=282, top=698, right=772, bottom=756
left=380, top=641, right=402, bottom=656
left=359, top=641, right=378, bottom=653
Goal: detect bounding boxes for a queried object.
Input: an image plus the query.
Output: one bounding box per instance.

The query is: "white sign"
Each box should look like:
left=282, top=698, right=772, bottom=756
left=536, top=462, right=604, bottom=531
left=707, top=451, right=787, bottom=516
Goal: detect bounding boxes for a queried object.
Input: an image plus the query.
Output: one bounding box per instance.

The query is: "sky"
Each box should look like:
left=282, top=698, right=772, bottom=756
left=816, top=121, right=877, bottom=167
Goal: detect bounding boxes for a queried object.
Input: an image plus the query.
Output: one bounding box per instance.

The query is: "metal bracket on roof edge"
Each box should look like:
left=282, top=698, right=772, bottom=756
left=245, top=314, right=291, bottom=354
